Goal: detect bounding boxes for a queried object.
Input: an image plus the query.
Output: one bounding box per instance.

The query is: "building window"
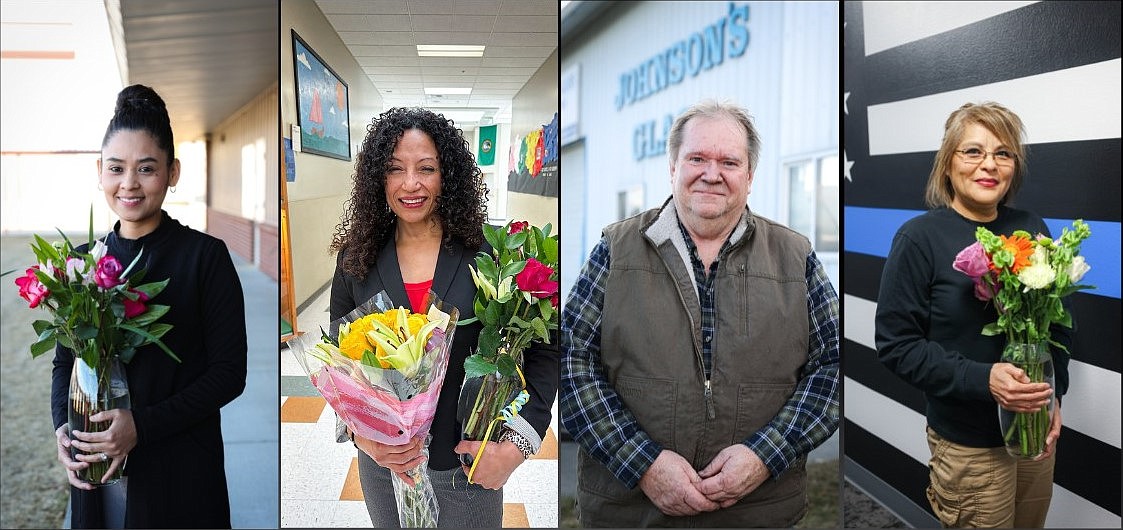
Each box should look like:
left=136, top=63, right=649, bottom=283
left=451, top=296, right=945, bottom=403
left=786, top=154, right=838, bottom=252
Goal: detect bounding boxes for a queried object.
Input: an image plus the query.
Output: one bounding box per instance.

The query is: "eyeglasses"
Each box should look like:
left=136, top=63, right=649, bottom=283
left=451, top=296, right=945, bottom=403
left=955, top=147, right=1016, bottom=165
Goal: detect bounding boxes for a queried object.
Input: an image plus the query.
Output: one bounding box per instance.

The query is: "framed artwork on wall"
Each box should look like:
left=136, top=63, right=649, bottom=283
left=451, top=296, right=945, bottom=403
left=291, top=29, right=350, bottom=161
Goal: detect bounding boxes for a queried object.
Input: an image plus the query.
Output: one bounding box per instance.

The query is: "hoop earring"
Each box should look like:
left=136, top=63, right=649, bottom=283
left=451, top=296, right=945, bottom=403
left=169, top=186, right=177, bottom=193
left=97, top=183, right=103, bottom=191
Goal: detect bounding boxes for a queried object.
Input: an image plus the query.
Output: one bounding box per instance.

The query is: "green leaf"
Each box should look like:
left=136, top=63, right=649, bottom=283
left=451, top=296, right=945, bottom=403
left=541, top=236, right=559, bottom=264
left=981, top=323, right=1003, bottom=336
left=464, top=353, right=498, bottom=379
left=76, top=325, right=98, bottom=341
left=478, top=327, right=500, bottom=358
left=457, top=316, right=480, bottom=325
left=531, top=317, right=550, bottom=342
left=120, top=323, right=180, bottom=362
left=506, top=230, right=528, bottom=249
left=476, top=254, right=499, bottom=279
left=32, top=319, right=54, bottom=336
left=56, top=332, right=75, bottom=350
left=88, top=205, right=94, bottom=249
left=496, top=354, right=518, bottom=377
left=482, top=224, right=501, bottom=253
left=145, top=323, right=174, bottom=340
left=500, top=260, right=527, bottom=280
left=130, top=304, right=170, bottom=327
left=541, top=223, right=553, bottom=238
left=362, top=349, right=379, bottom=367
left=133, top=279, right=169, bottom=299
left=118, top=347, right=137, bottom=364
left=31, top=335, right=57, bottom=357
left=120, top=247, right=145, bottom=279
left=33, top=234, right=63, bottom=264
left=483, top=300, right=502, bottom=328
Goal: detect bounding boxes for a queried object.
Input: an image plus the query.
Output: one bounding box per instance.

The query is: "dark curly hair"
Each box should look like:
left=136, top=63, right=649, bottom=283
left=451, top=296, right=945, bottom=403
left=330, top=107, right=488, bottom=279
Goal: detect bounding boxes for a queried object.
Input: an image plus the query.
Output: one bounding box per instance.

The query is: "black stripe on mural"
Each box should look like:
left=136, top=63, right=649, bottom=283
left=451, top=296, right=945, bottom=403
left=842, top=252, right=1122, bottom=374
left=859, top=1, right=1121, bottom=106
left=842, top=139, right=1122, bottom=223
left=844, top=338, right=927, bottom=416
left=844, top=419, right=932, bottom=517
left=842, top=251, right=885, bottom=302
left=1055, top=427, right=1122, bottom=515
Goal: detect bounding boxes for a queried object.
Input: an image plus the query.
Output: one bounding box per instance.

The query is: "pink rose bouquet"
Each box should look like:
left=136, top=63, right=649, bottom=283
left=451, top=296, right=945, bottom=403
left=5, top=209, right=178, bottom=486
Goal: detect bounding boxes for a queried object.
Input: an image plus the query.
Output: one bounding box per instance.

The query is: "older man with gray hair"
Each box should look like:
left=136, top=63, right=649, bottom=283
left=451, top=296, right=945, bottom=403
left=561, top=99, right=840, bottom=527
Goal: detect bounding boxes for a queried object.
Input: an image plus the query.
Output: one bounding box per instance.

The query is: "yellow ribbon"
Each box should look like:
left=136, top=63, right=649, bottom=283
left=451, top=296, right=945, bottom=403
left=466, top=365, right=528, bottom=483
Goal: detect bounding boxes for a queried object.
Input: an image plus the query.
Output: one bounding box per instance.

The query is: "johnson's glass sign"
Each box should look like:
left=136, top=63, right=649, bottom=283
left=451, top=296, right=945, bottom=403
left=624, top=2, right=751, bottom=161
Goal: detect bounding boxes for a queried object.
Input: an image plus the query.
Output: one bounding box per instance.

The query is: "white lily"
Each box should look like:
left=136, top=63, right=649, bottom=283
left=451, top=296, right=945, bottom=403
left=469, top=266, right=497, bottom=300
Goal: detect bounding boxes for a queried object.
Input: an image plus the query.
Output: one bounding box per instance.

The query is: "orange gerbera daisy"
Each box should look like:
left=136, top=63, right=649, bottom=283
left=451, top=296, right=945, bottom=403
left=993, top=234, right=1034, bottom=273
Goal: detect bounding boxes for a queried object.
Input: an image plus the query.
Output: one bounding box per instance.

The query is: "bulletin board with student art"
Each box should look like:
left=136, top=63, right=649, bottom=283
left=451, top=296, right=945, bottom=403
left=292, top=30, right=350, bottom=161
left=507, top=112, right=558, bottom=197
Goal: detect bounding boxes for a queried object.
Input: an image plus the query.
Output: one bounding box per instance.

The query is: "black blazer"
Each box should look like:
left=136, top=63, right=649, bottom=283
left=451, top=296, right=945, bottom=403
left=330, top=234, right=558, bottom=470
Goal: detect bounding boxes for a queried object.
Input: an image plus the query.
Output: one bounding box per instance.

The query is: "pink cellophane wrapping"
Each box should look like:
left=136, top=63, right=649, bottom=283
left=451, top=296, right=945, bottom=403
left=308, top=329, right=448, bottom=445
left=286, top=290, right=457, bottom=445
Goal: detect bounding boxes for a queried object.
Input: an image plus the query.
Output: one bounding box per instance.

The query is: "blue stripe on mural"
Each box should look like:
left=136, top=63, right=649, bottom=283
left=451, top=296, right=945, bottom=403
left=844, top=206, right=1121, bottom=299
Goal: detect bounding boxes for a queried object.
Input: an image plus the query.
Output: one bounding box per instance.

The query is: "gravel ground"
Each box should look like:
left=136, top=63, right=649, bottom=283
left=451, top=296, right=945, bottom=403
left=2, top=235, right=70, bottom=529
left=843, top=481, right=907, bottom=528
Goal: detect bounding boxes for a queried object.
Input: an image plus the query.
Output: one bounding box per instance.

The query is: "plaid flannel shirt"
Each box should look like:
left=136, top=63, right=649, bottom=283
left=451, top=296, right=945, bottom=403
left=561, top=233, right=840, bottom=489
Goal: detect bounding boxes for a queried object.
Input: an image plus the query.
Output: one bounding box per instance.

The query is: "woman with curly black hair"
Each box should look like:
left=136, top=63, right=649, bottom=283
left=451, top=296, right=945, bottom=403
left=328, top=107, right=558, bottom=527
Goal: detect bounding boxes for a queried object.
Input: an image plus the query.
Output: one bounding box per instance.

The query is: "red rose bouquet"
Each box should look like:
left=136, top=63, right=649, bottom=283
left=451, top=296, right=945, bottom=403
left=456, top=220, right=559, bottom=479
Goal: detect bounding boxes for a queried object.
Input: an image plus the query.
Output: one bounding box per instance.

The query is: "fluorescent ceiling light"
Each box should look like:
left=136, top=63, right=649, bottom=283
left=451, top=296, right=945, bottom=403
left=417, top=44, right=485, bottom=57
left=424, top=87, right=472, bottom=95
left=437, top=110, right=486, bottom=124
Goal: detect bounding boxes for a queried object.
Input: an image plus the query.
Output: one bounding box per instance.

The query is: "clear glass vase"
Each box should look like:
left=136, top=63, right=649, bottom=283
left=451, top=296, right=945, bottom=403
left=68, top=354, right=130, bottom=486
left=997, top=341, right=1054, bottom=458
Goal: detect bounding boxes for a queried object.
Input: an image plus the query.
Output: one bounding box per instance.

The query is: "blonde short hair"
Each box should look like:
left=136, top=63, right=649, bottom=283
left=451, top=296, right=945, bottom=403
left=925, top=102, right=1027, bottom=209
left=666, top=99, right=761, bottom=171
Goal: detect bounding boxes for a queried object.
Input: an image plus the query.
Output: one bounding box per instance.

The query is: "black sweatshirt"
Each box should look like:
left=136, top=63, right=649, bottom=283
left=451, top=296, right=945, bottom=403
left=51, top=211, right=247, bottom=528
left=875, top=206, right=1071, bottom=448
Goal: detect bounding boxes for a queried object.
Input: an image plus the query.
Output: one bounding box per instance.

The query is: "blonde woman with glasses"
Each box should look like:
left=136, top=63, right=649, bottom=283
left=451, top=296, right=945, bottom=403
left=874, top=102, right=1068, bottom=527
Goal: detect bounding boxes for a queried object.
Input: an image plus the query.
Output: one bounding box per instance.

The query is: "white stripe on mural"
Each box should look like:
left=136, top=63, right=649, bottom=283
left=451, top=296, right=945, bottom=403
left=1047, top=484, right=1123, bottom=528
left=844, top=293, right=1122, bottom=449
left=846, top=377, right=1122, bottom=527
left=862, top=1, right=1037, bottom=56
left=845, top=377, right=929, bottom=465
left=866, top=58, right=1122, bottom=155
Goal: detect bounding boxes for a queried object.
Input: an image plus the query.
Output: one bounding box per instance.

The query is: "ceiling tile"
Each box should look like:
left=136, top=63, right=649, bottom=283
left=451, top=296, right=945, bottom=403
left=424, top=66, right=479, bottom=76
left=484, top=46, right=555, bottom=58
left=410, top=14, right=495, bottom=32
left=480, top=56, right=548, bottom=68
left=494, top=15, right=556, bottom=33
left=494, top=0, right=558, bottom=16
left=316, top=0, right=408, bottom=14
left=362, top=65, right=424, bottom=75
left=338, top=31, right=415, bottom=45
left=487, top=32, right=556, bottom=46
left=407, top=0, right=501, bottom=15
left=347, top=45, right=416, bottom=57
left=418, top=56, right=484, bottom=67
left=411, top=31, right=490, bottom=46
left=325, top=14, right=411, bottom=31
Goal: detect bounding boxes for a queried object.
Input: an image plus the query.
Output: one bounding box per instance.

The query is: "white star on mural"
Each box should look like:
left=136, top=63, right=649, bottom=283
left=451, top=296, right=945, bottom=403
left=844, top=92, right=850, bottom=115
left=844, top=150, right=855, bottom=182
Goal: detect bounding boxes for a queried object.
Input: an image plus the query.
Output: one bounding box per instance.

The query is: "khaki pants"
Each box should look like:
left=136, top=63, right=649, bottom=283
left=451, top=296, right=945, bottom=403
left=925, top=427, right=1054, bottom=528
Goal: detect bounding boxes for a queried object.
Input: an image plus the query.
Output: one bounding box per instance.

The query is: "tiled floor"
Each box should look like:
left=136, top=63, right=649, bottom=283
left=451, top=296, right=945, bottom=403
left=280, top=286, right=559, bottom=528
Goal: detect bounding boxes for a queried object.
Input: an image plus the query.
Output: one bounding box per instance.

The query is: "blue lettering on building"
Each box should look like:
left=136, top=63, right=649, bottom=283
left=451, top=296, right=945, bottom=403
left=615, top=2, right=751, bottom=111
